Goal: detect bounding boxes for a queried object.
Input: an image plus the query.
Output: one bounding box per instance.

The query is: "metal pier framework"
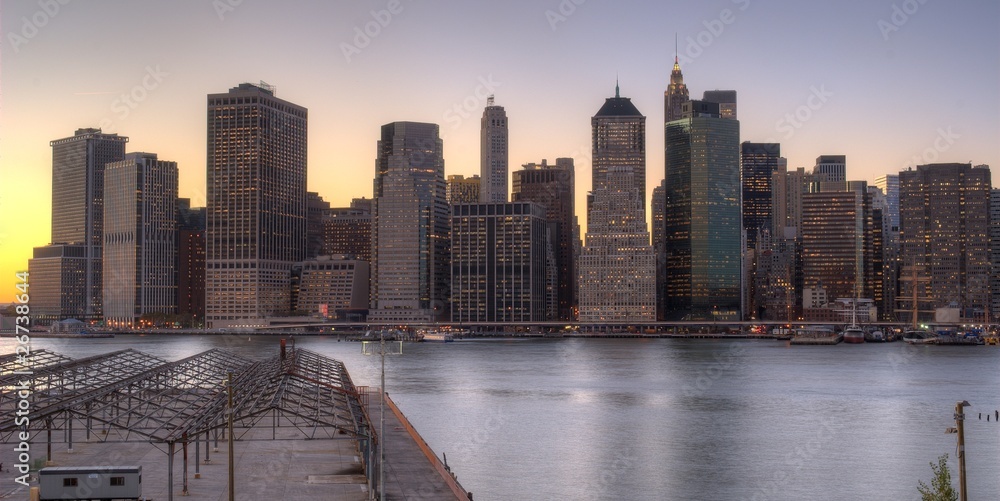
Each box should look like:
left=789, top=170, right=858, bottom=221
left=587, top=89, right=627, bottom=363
left=1, top=347, right=377, bottom=500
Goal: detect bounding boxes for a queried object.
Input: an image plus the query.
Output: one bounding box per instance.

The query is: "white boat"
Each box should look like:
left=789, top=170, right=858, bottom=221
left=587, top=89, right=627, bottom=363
left=419, top=330, right=455, bottom=342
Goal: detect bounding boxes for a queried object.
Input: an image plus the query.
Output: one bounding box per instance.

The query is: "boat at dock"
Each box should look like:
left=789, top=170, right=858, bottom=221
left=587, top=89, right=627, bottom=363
left=902, top=329, right=937, bottom=345
left=418, top=329, right=456, bottom=342
left=789, top=327, right=842, bottom=345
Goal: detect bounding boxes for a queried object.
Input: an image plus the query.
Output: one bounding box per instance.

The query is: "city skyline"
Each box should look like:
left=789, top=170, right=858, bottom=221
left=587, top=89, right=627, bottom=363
left=2, top=0, right=999, bottom=303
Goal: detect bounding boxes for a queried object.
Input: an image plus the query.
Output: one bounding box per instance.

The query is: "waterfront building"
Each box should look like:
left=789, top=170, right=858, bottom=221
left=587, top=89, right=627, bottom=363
left=41, top=128, right=128, bottom=321
left=800, top=183, right=871, bottom=305
left=512, top=158, right=577, bottom=320
left=579, top=84, right=655, bottom=321
left=663, top=100, right=741, bottom=320
left=291, top=256, right=369, bottom=319
left=370, top=122, right=450, bottom=322
left=27, top=245, right=88, bottom=325
left=899, top=163, right=991, bottom=319
left=702, top=90, right=737, bottom=120
left=205, top=82, right=308, bottom=327
left=102, top=153, right=178, bottom=327
left=991, top=188, right=1000, bottom=322
left=480, top=96, right=508, bottom=203
left=447, top=174, right=481, bottom=204
left=451, top=202, right=548, bottom=322
left=652, top=181, right=666, bottom=320
left=873, top=174, right=900, bottom=321
left=176, top=199, right=206, bottom=324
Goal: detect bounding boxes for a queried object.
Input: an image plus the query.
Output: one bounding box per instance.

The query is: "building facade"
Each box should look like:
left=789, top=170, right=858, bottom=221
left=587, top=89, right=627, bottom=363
left=480, top=96, right=508, bottom=203
left=27, top=245, right=88, bottom=325
left=370, top=122, right=450, bottom=322
left=512, top=158, right=577, bottom=320
left=702, top=90, right=737, bottom=120
left=42, top=128, right=128, bottom=321
left=205, top=82, right=308, bottom=327
left=450, top=202, right=548, bottom=322
left=447, top=174, right=481, bottom=204
left=102, top=153, right=178, bottom=327
left=899, top=163, right=991, bottom=318
left=323, top=204, right=373, bottom=263
left=292, top=256, right=370, bottom=318
left=991, top=188, right=1000, bottom=322
left=800, top=185, right=871, bottom=305
left=663, top=101, right=741, bottom=320
left=579, top=85, right=655, bottom=322
left=741, top=142, right=782, bottom=250
left=177, top=199, right=206, bottom=324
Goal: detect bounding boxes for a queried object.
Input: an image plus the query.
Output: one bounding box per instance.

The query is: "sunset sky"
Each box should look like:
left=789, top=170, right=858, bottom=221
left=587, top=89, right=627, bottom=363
left=1, top=0, right=998, bottom=303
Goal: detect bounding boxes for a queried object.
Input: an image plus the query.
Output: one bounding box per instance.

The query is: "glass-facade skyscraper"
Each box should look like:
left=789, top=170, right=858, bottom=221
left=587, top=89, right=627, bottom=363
left=663, top=100, right=741, bottom=321
left=741, top=142, right=781, bottom=250
left=205, top=82, right=308, bottom=327
left=370, top=121, right=450, bottom=322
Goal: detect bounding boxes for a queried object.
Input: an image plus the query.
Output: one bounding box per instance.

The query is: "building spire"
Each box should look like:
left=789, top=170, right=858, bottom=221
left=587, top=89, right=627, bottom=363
left=615, top=75, right=620, bottom=98
left=674, top=33, right=679, bottom=64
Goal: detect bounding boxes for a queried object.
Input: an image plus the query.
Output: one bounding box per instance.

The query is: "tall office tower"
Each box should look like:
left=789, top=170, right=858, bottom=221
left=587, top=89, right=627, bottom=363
left=652, top=181, right=666, bottom=320
left=177, top=199, right=206, bottom=324
left=990, top=187, right=1000, bottom=322
left=323, top=205, right=372, bottom=262
left=44, top=128, right=128, bottom=321
left=102, top=153, right=178, bottom=327
left=205, top=82, right=307, bottom=327
left=664, top=52, right=690, bottom=124
left=592, top=83, right=647, bottom=209
left=702, top=90, right=737, bottom=120
left=873, top=174, right=900, bottom=319
left=782, top=166, right=811, bottom=234
left=447, top=174, right=481, bottom=204
left=480, top=96, right=508, bottom=203
left=801, top=183, right=872, bottom=305
left=770, top=158, right=790, bottom=235
left=306, top=192, right=330, bottom=259
left=741, top=143, right=782, bottom=249
left=512, top=158, right=577, bottom=320
left=451, top=202, right=548, bottom=322
left=663, top=100, right=741, bottom=320
left=899, top=163, right=991, bottom=317
left=371, top=122, right=450, bottom=322
left=579, top=85, right=655, bottom=321
left=868, top=187, right=887, bottom=319
left=813, top=155, right=847, bottom=191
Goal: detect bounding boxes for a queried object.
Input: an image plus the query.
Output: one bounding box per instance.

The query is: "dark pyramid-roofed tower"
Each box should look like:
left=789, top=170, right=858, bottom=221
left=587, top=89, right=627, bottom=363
left=593, top=80, right=646, bottom=204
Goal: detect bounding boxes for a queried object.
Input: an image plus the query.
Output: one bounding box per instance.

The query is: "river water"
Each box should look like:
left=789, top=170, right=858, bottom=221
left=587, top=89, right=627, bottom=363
left=7, top=335, right=1000, bottom=500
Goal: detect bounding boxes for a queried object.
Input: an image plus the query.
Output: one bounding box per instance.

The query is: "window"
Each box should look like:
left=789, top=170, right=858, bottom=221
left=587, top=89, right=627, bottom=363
left=63, top=478, right=78, bottom=487
left=111, top=477, right=125, bottom=486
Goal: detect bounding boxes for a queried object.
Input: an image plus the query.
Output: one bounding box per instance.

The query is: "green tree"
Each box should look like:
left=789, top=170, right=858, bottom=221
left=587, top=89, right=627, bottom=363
left=917, top=454, right=957, bottom=501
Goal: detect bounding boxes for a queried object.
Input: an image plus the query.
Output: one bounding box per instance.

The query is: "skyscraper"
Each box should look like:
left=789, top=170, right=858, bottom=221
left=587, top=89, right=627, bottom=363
left=800, top=183, right=872, bottom=307
left=40, top=128, right=128, bottom=321
left=480, top=96, right=508, bottom=203
left=451, top=202, right=548, bottom=322
left=991, top=187, right=1000, bottom=322
left=370, top=122, right=450, bottom=322
left=323, top=202, right=372, bottom=263
left=102, top=153, right=178, bottom=327
left=663, top=100, right=741, bottom=320
left=702, top=90, right=737, bottom=120
left=205, top=82, right=308, bottom=327
left=306, top=192, right=330, bottom=259
left=176, top=199, right=206, bottom=324
left=899, top=163, right=991, bottom=317
left=741, top=142, right=782, bottom=250
left=664, top=52, right=690, bottom=124
left=578, top=84, right=655, bottom=322
left=652, top=181, right=666, bottom=320
left=513, top=159, right=577, bottom=320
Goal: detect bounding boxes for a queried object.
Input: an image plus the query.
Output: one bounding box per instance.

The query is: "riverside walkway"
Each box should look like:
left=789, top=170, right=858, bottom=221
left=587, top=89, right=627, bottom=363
left=0, top=345, right=468, bottom=500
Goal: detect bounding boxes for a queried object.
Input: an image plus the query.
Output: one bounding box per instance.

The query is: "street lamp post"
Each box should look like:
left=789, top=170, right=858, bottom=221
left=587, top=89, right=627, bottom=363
left=362, top=329, right=403, bottom=501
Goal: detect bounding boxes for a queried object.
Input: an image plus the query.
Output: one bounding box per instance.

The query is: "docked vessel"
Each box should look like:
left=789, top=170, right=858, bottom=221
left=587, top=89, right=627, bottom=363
left=902, top=329, right=937, bottom=345
left=418, top=330, right=455, bottom=342
left=842, top=326, right=865, bottom=344
left=789, top=327, right=842, bottom=345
